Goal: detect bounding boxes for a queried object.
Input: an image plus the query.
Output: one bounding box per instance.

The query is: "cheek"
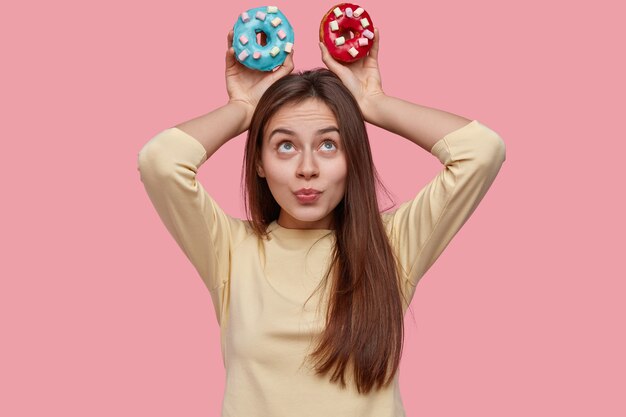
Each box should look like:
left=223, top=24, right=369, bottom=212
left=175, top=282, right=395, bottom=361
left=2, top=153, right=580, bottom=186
left=328, top=158, right=348, bottom=182
left=263, top=166, right=293, bottom=194
left=264, top=164, right=291, bottom=185
left=260, top=153, right=282, bottom=181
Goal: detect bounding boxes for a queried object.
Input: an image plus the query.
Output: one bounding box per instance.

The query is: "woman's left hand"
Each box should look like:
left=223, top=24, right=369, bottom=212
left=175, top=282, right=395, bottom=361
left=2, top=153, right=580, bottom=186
left=319, top=28, right=384, bottom=121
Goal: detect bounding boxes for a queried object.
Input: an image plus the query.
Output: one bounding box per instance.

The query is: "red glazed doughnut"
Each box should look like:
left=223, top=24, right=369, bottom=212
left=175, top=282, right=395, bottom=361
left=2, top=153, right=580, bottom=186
left=319, top=3, right=375, bottom=63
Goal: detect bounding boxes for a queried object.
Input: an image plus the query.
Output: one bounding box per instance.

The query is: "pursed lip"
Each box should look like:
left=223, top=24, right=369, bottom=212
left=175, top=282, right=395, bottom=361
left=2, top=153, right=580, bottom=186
left=294, top=188, right=322, bottom=195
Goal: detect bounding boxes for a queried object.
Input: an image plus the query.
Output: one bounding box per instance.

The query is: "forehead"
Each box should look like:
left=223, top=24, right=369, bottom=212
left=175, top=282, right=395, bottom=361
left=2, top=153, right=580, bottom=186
left=264, top=99, right=338, bottom=135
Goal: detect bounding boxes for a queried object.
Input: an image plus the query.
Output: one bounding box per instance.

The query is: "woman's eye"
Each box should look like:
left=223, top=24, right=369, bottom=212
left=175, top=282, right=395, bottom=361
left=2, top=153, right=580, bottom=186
left=321, top=140, right=337, bottom=151
left=277, top=140, right=337, bottom=153
left=277, top=142, right=294, bottom=153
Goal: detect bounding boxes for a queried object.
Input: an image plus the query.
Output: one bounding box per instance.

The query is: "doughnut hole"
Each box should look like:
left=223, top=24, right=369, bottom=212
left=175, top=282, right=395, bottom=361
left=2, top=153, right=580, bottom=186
left=338, top=29, right=356, bottom=41
left=255, top=30, right=268, bottom=46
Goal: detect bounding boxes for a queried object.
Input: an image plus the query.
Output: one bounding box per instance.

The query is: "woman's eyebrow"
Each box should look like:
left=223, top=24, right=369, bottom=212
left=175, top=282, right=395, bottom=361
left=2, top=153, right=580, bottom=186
left=268, top=126, right=340, bottom=141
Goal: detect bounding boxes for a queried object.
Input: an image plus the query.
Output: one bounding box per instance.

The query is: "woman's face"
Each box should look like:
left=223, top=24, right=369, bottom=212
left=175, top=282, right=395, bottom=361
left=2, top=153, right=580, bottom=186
left=258, top=98, right=347, bottom=230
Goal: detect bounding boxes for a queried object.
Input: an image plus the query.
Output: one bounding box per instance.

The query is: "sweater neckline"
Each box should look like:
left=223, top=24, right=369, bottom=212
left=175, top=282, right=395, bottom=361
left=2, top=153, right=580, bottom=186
left=266, top=220, right=335, bottom=238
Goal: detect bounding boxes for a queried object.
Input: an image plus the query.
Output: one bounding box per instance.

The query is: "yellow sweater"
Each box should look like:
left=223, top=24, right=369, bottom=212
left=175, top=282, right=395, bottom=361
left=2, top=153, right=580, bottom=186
left=137, top=119, right=505, bottom=417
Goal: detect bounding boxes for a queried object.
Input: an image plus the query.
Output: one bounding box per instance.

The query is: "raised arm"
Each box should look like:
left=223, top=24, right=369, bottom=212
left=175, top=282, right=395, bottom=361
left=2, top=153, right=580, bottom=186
left=382, top=120, right=505, bottom=288
left=175, top=30, right=295, bottom=156
left=136, top=31, right=295, bottom=321
left=320, top=27, right=506, bottom=291
left=319, top=27, right=472, bottom=149
left=137, top=125, right=243, bottom=298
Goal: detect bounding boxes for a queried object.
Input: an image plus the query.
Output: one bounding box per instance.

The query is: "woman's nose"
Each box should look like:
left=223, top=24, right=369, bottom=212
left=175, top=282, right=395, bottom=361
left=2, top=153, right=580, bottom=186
left=296, top=151, right=319, bottom=178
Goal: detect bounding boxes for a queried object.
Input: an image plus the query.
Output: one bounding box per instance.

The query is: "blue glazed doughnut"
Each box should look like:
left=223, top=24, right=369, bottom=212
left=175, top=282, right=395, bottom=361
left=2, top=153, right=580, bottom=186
left=232, top=6, right=295, bottom=72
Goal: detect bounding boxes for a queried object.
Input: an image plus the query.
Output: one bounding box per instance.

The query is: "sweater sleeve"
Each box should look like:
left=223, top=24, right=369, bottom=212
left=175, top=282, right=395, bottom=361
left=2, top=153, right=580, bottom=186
left=137, top=127, right=248, bottom=295
left=382, top=119, right=506, bottom=288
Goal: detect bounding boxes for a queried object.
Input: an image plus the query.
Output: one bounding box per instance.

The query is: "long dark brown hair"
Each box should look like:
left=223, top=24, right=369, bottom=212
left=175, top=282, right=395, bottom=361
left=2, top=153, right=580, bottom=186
left=241, top=68, right=408, bottom=394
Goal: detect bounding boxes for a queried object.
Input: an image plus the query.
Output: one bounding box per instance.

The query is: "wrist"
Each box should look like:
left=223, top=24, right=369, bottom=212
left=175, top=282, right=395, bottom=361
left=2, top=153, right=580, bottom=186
left=360, top=91, right=387, bottom=124
left=227, top=99, right=255, bottom=134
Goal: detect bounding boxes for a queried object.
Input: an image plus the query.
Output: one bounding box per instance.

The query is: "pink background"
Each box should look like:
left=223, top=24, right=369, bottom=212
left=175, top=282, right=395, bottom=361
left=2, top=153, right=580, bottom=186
left=2, top=0, right=624, bottom=415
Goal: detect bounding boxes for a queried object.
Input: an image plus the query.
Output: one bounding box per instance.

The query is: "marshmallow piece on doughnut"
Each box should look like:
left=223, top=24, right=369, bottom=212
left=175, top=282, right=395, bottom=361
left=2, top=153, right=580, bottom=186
left=241, top=12, right=250, bottom=23
left=271, top=17, right=282, bottom=27
left=277, top=29, right=286, bottom=39
left=358, top=38, right=368, bottom=46
left=353, top=7, right=364, bottom=17
left=348, top=47, right=359, bottom=57
left=330, top=21, right=339, bottom=31
left=239, top=35, right=249, bottom=45
left=269, top=46, right=280, bottom=57
left=238, top=50, right=249, bottom=61
left=333, top=7, right=343, bottom=17
left=267, top=6, right=278, bottom=13
left=284, top=42, right=293, bottom=53
left=360, top=18, right=370, bottom=28
left=256, top=11, right=266, bottom=21
left=335, top=36, right=345, bottom=46
left=362, top=29, right=374, bottom=39
left=253, top=51, right=262, bottom=59
left=346, top=7, right=353, bottom=17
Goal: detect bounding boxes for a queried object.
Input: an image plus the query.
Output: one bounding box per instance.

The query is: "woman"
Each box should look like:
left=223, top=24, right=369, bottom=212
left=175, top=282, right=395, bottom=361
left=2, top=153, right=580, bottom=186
left=137, top=28, right=505, bottom=417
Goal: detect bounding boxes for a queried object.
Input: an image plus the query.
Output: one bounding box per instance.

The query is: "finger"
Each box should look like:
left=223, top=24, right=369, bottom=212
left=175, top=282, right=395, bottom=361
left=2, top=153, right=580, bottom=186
left=226, top=30, right=237, bottom=69
left=369, top=28, right=380, bottom=61
left=227, top=29, right=234, bottom=49
left=319, top=41, right=350, bottom=77
left=225, top=46, right=237, bottom=69
left=274, top=47, right=295, bottom=76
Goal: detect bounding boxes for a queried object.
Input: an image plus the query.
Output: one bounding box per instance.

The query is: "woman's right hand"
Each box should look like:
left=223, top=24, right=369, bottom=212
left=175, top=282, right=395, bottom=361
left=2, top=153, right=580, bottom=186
left=225, top=29, right=295, bottom=125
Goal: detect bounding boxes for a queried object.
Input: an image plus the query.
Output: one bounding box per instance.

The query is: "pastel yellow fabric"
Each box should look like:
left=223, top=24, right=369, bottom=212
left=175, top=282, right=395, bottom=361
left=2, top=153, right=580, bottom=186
left=137, top=119, right=505, bottom=417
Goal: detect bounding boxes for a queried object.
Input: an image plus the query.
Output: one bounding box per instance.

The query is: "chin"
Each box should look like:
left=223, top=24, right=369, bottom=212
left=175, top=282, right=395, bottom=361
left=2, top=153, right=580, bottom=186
left=290, top=210, right=327, bottom=222
left=284, top=206, right=332, bottom=223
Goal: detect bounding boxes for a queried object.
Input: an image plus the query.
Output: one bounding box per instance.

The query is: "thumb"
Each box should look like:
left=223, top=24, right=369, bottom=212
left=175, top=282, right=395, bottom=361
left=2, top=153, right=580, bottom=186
left=319, top=41, right=348, bottom=77
left=273, top=47, right=295, bottom=77
left=225, top=46, right=237, bottom=70
left=225, top=29, right=238, bottom=70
